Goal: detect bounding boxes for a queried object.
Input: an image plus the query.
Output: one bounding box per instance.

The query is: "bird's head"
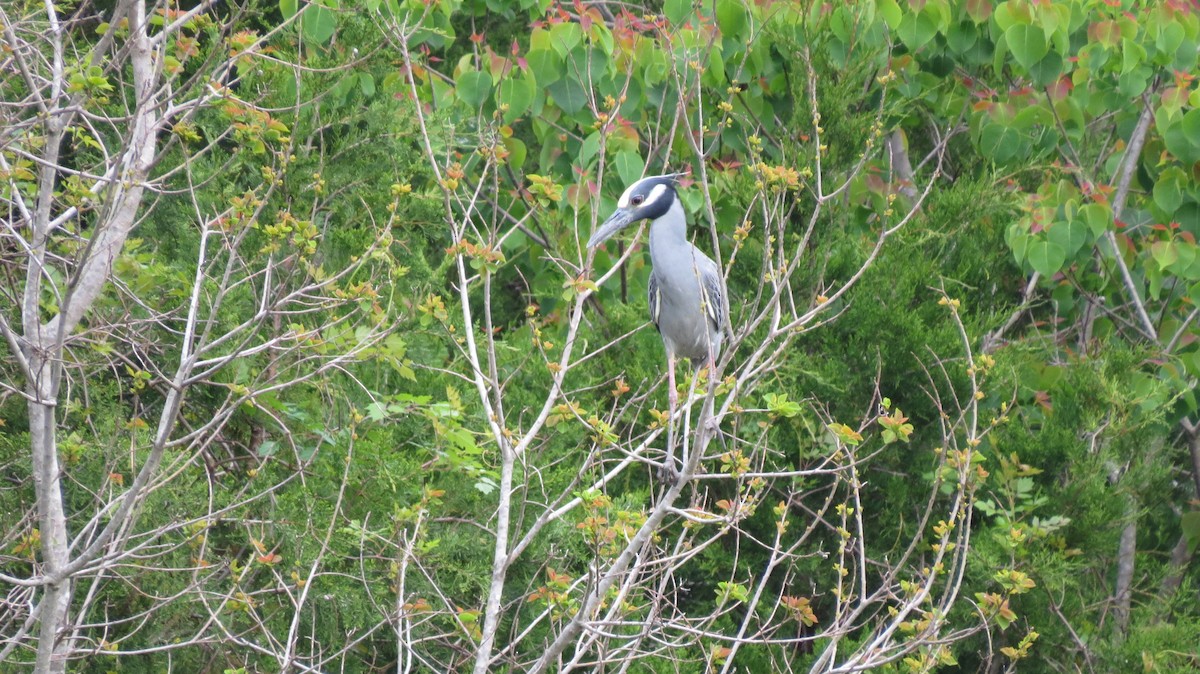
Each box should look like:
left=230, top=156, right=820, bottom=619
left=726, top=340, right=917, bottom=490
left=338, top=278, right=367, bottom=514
left=587, top=173, right=685, bottom=248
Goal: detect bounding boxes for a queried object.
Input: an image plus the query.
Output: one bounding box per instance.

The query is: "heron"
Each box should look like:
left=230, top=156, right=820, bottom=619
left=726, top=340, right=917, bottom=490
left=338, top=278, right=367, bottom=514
left=587, top=173, right=726, bottom=479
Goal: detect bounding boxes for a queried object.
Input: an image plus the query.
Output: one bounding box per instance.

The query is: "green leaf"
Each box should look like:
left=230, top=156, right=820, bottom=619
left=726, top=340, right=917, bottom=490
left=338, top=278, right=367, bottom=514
left=496, top=76, right=534, bottom=122
left=301, top=3, right=336, bottom=44
left=526, top=49, right=563, bottom=86
left=456, top=69, right=492, bottom=108
left=1183, top=108, right=1200, bottom=148
left=547, top=77, right=587, bottom=114
left=1027, top=50, right=1063, bottom=87
left=664, top=0, right=691, bottom=25
left=549, top=21, right=582, bottom=58
left=716, top=0, right=747, bottom=36
left=947, top=21, right=978, bottom=54
left=1148, top=262, right=1165, bottom=299
left=764, top=393, right=802, bottom=418
left=875, top=0, right=902, bottom=30
left=1121, top=38, right=1146, bottom=75
left=614, top=150, right=645, bottom=186
left=1046, top=220, right=1088, bottom=257
left=1005, top=24, right=1049, bottom=71
left=578, top=132, right=601, bottom=168
left=1118, top=69, right=1150, bottom=98
left=1172, top=240, right=1198, bottom=277
left=1182, top=512, right=1200, bottom=553
left=280, top=0, right=299, bottom=19
left=1154, top=167, right=1186, bottom=214
left=569, top=46, right=608, bottom=83
left=979, top=123, right=1023, bottom=164
left=829, top=423, right=862, bottom=446
left=1027, top=240, right=1066, bottom=276
left=829, top=6, right=853, bottom=42
left=504, top=137, right=527, bottom=168
left=430, top=77, right=454, bottom=109
left=331, top=73, right=357, bottom=101
left=1012, top=104, right=1053, bottom=130
left=1006, top=224, right=1030, bottom=264
left=358, top=73, right=375, bottom=97
left=1164, top=111, right=1200, bottom=165
left=1158, top=21, right=1185, bottom=56
left=897, top=10, right=937, bottom=52
left=1078, top=203, right=1112, bottom=237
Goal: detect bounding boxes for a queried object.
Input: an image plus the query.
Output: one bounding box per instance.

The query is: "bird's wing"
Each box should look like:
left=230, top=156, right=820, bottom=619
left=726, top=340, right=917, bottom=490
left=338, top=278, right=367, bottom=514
left=696, top=254, right=726, bottom=335
left=647, top=272, right=662, bottom=332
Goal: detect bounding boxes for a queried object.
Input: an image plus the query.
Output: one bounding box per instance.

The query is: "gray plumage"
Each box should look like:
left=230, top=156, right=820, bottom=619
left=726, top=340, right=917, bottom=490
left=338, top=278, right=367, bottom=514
left=645, top=207, right=724, bottom=366
left=588, top=174, right=725, bottom=400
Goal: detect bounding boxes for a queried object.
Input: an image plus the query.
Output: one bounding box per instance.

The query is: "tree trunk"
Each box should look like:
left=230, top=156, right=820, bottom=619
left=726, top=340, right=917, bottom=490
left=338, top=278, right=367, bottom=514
left=1112, top=501, right=1136, bottom=641
left=29, top=359, right=71, bottom=674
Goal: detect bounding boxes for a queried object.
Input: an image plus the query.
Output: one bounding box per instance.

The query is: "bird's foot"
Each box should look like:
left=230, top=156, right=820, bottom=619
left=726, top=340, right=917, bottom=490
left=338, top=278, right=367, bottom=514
left=656, top=459, right=682, bottom=485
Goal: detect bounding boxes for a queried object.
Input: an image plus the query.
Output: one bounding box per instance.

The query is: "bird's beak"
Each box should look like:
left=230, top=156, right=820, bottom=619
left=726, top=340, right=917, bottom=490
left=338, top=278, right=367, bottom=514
left=587, top=208, right=636, bottom=248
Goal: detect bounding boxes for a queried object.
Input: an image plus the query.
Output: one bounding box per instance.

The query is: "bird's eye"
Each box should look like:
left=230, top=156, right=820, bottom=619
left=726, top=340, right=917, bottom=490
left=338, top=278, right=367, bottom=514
left=631, top=195, right=645, bottom=205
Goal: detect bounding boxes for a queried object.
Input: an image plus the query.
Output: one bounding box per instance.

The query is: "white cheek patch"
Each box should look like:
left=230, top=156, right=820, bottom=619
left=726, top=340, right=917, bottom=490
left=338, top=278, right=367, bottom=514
left=646, top=183, right=669, bottom=206
left=617, top=185, right=636, bottom=209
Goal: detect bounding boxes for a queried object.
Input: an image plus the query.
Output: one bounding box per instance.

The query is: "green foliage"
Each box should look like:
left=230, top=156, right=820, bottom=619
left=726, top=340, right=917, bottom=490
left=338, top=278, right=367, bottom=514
left=4, top=0, right=1200, bottom=671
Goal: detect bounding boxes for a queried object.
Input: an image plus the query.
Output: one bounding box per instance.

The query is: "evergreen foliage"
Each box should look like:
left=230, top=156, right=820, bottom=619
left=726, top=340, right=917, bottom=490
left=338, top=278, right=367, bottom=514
left=2, top=0, right=1199, bottom=672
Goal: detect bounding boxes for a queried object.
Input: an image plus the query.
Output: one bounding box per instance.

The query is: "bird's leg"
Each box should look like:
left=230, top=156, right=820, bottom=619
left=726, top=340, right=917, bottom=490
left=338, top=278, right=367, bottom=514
left=659, top=354, right=681, bottom=484
left=701, top=348, right=723, bottom=437
left=668, top=355, right=679, bottom=411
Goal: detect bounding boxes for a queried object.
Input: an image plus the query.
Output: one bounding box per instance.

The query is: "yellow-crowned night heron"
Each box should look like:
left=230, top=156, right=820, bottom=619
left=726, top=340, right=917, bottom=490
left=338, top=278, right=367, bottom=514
left=588, top=174, right=725, bottom=475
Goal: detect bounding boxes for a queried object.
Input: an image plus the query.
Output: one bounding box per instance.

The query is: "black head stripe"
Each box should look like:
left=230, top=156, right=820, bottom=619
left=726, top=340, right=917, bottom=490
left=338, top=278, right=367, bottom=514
left=636, top=179, right=676, bottom=221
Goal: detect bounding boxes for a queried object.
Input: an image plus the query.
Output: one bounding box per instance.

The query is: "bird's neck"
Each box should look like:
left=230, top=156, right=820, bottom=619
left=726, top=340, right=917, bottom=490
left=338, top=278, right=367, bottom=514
left=648, top=200, right=688, bottom=264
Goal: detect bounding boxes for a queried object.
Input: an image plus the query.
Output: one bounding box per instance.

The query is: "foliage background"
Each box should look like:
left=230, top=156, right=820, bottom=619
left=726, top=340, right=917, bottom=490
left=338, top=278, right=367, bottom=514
left=2, top=0, right=1199, bottom=672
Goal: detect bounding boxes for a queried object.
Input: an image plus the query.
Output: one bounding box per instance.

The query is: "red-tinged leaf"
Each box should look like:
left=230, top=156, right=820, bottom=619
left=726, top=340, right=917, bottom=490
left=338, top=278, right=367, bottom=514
left=1088, top=21, right=1120, bottom=48
left=966, top=0, right=992, bottom=22
left=1151, top=240, right=1179, bottom=267
left=1162, top=87, right=1188, bottom=112
left=1047, top=76, right=1073, bottom=101
left=865, top=173, right=887, bottom=194
left=1118, top=233, right=1136, bottom=254
left=1034, top=390, right=1052, bottom=412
